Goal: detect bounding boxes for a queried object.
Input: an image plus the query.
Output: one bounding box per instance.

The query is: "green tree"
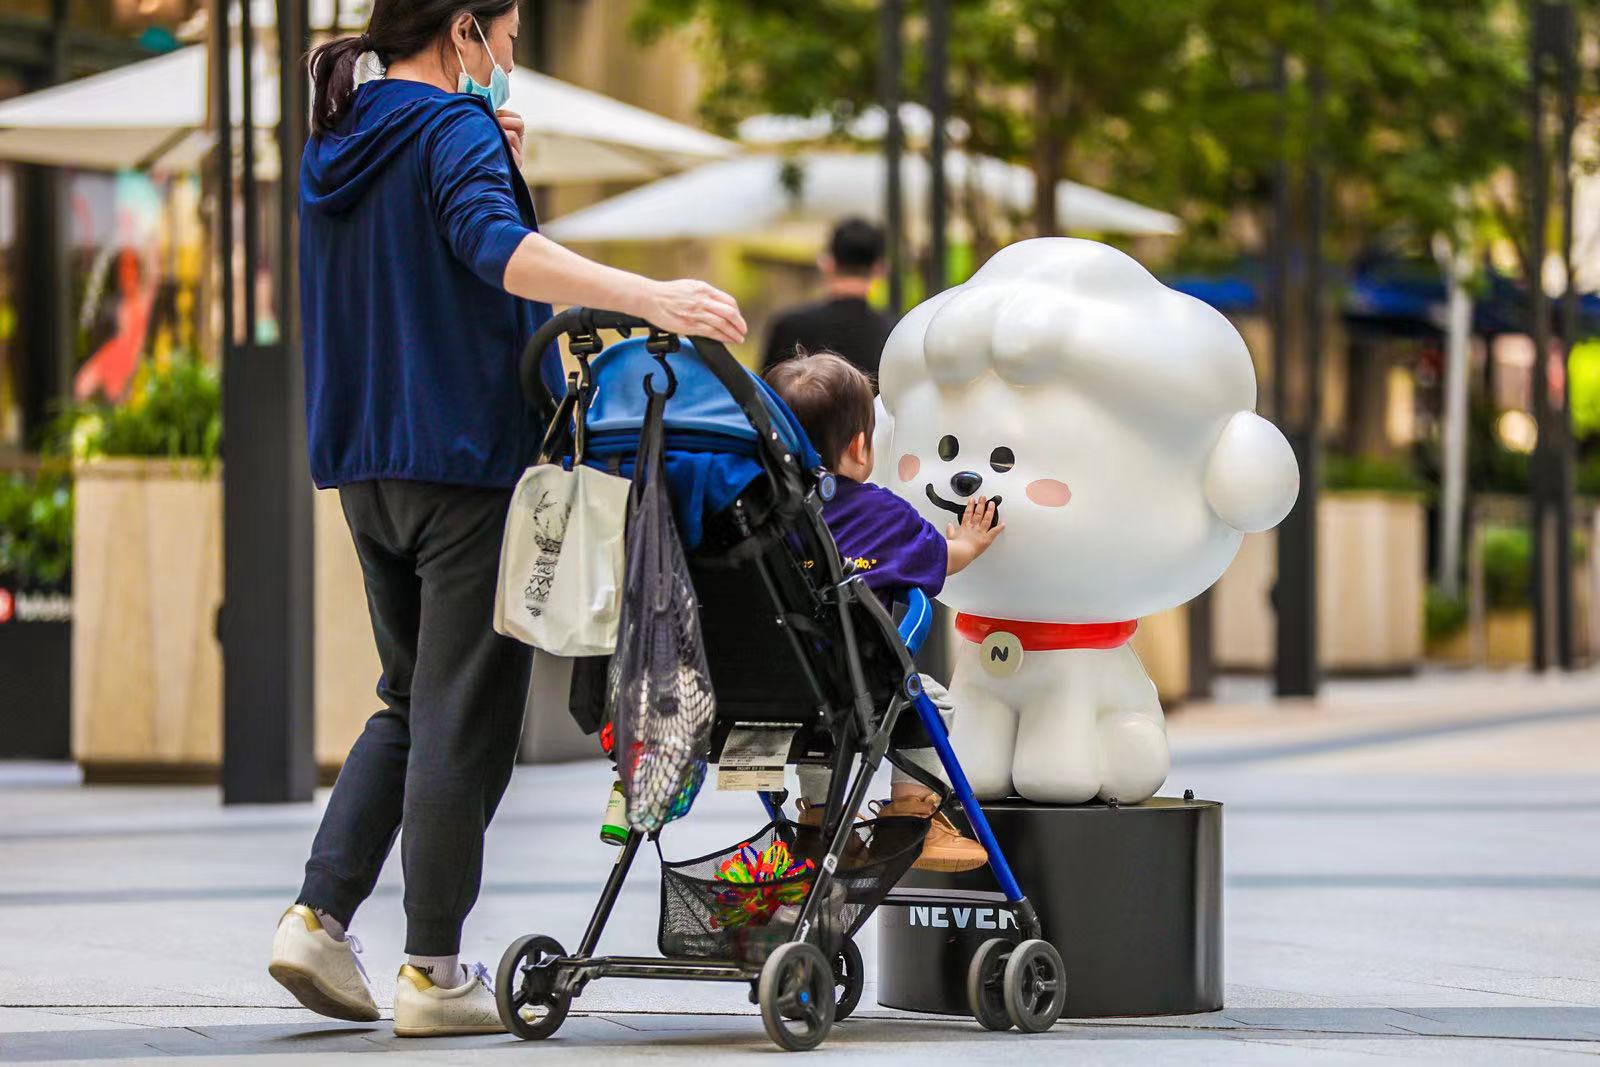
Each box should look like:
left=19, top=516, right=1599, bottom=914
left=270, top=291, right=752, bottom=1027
left=632, top=0, right=1551, bottom=274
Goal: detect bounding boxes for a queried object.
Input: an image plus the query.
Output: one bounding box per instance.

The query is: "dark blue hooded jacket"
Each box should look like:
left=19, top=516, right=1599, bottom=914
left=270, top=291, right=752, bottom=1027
left=300, top=78, right=560, bottom=489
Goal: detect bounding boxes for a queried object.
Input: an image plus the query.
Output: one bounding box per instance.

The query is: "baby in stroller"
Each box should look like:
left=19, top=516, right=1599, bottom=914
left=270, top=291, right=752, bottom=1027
left=763, top=350, right=1002, bottom=871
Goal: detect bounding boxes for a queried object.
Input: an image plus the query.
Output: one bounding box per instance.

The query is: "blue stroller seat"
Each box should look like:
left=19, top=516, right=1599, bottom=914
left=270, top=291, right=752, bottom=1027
left=577, top=335, right=818, bottom=549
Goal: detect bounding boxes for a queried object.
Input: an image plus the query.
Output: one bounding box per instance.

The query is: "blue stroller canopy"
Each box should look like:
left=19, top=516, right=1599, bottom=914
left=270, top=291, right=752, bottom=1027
left=579, top=336, right=820, bottom=547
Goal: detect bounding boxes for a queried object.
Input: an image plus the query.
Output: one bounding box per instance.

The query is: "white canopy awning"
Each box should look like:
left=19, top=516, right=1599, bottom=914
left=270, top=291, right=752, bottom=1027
left=0, top=45, right=738, bottom=184
left=544, top=151, right=1181, bottom=242
left=738, top=104, right=970, bottom=148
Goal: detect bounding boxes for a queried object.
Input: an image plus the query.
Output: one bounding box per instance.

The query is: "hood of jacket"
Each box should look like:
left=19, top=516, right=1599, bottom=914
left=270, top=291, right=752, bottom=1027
left=301, top=80, right=493, bottom=216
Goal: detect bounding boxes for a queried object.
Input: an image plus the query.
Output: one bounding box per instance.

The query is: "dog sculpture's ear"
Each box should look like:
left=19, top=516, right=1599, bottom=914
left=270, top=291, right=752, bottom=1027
left=1204, top=411, right=1300, bottom=533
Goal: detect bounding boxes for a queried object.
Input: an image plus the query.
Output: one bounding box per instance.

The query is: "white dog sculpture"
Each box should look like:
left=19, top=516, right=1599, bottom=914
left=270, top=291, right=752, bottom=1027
left=874, top=238, right=1299, bottom=805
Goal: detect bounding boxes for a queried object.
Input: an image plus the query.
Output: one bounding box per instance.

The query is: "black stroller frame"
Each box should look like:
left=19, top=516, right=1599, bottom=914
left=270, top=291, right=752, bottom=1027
left=496, top=309, right=1067, bottom=1051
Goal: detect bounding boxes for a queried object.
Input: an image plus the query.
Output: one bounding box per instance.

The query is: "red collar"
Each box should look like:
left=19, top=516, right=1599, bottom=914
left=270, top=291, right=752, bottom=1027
left=954, top=613, right=1138, bottom=651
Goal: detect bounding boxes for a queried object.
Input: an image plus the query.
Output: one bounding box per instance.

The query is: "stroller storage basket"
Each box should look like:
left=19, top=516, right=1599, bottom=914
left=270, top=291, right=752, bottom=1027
left=659, top=817, right=929, bottom=965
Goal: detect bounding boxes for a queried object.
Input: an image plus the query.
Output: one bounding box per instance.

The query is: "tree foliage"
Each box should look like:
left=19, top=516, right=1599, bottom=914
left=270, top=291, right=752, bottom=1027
left=631, top=0, right=1572, bottom=271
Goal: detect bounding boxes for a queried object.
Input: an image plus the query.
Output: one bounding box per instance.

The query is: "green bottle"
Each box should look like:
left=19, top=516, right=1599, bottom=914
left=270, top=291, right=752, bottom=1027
left=600, top=780, right=628, bottom=845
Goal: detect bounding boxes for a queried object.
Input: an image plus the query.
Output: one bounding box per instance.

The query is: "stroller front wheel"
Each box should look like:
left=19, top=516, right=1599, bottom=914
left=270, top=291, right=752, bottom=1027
left=759, top=942, right=835, bottom=1051
left=966, top=938, right=1013, bottom=1031
left=496, top=933, right=571, bottom=1041
left=1003, top=939, right=1067, bottom=1033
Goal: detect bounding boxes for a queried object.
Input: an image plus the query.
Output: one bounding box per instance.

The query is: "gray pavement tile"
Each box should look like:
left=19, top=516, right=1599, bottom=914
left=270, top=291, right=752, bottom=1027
left=0, top=1010, right=142, bottom=1035
left=4, top=738, right=1600, bottom=1063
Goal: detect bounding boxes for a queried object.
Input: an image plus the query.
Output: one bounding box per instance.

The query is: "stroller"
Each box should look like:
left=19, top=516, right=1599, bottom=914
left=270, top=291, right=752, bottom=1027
left=495, top=308, right=1067, bottom=1052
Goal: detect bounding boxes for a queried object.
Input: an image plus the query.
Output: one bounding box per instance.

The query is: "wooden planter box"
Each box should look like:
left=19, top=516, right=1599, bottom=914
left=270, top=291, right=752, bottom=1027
left=313, top=486, right=384, bottom=771
left=72, top=459, right=222, bottom=780
left=72, top=459, right=380, bottom=781
left=1131, top=604, right=1188, bottom=706
left=0, top=584, right=73, bottom=759
left=1212, top=491, right=1426, bottom=674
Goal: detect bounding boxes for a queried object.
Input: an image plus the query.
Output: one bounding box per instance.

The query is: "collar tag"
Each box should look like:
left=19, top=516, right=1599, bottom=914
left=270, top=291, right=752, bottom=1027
left=979, top=630, right=1024, bottom=677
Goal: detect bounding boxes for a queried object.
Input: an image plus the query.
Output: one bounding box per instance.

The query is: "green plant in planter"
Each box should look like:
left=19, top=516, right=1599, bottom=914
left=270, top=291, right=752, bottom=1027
left=1323, top=451, right=1429, bottom=494
left=1478, top=524, right=1588, bottom=612
left=0, top=471, right=74, bottom=591
left=1424, top=584, right=1468, bottom=643
left=1577, top=452, right=1600, bottom=498
left=1480, top=525, right=1531, bottom=611
left=53, top=356, right=221, bottom=466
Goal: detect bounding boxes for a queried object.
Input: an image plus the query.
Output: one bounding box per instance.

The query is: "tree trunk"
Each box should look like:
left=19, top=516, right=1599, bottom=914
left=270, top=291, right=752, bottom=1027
left=1031, top=62, right=1063, bottom=236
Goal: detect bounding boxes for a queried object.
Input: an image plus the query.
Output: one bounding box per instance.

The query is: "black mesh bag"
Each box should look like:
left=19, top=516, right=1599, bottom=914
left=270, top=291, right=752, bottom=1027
left=608, top=386, right=716, bottom=831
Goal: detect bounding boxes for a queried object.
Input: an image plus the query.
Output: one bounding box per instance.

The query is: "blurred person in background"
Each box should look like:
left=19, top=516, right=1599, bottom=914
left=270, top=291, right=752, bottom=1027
left=762, top=217, right=893, bottom=379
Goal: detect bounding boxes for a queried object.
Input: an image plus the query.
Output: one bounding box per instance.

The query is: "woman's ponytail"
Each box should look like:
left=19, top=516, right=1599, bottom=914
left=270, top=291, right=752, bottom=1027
left=309, top=35, right=369, bottom=136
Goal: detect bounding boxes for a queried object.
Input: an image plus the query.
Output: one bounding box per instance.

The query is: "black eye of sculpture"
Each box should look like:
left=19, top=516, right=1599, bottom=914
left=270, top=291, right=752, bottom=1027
left=990, top=446, right=1015, bottom=473
left=938, top=435, right=959, bottom=461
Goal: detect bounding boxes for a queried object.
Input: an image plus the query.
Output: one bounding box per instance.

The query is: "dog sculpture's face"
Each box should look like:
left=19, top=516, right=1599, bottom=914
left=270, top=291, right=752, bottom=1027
left=875, top=238, right=1300, bottom=623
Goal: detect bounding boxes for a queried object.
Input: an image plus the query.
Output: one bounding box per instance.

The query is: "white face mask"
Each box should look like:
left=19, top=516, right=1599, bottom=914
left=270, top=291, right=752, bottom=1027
left=453, top=18, right=510, bottom=110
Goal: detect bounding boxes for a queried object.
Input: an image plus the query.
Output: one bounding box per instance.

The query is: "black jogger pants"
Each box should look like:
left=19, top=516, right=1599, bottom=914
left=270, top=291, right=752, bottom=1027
left=298, top=480, right=533, bottom=955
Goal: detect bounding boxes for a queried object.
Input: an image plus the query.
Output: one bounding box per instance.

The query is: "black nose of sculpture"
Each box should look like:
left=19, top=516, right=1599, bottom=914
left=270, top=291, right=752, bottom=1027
left=951, top=471, right=983, bottom=497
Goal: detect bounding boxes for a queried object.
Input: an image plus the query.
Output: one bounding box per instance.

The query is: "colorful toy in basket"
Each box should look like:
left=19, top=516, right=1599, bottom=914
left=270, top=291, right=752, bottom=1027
left=711, top=839, right=817, bottom=930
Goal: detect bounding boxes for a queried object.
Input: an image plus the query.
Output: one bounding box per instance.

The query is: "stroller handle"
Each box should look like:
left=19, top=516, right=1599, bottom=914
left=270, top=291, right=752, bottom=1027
left=898, top=589, right=934, bottom=656
left=522, top=307, right=808, bottom=507
left=521, top=307, right=659, bottom=419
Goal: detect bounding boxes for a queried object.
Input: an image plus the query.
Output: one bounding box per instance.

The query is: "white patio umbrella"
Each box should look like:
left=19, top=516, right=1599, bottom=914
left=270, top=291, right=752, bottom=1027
left=738, top=104, right=970, bottom=148
left=0, top=45, right=737, bottom=184
left=543, top=150, right=1181, bottom=242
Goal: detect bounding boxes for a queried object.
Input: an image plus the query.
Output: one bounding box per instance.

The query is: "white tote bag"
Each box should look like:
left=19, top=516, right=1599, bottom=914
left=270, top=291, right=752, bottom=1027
left=495, top=461, right=630, bottom=656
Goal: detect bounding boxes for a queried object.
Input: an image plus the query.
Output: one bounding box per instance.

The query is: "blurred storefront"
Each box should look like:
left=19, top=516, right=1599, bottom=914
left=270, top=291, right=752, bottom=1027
left=0, top=0, right=197, bottom=457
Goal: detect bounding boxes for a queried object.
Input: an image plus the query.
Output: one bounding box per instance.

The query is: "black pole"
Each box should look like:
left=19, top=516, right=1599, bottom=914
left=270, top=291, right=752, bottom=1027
left=879, top=0, right=904, bottom=316
left=16, top=0, right=71, bottom=448
left=1269, top=49, right=1290, bottom=425
left=1554, top=0, right=1577, bottom=670
left=925, top=0, right=949, bottom=298
left=1528, top=1, right=1552, bottom=672
left=220, top=0, right=316, bottom=804
left=907, top=0, right=954, bottom=687
left=240, top=0, right=257, bottom=344
left=214, top=0, right=234, bottom=351
left=1272, top=41, right=1318, bottom=698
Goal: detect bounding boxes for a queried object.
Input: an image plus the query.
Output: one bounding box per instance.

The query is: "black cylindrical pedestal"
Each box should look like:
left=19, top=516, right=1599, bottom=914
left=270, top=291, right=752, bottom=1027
left=877, top=796, right=1222, bottom=1017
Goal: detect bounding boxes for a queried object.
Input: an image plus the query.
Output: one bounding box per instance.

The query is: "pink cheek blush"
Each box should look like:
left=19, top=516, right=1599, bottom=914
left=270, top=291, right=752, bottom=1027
left=1026, top=478, right=1072, bottom=507
left=898, top=454, right=921, bottom=482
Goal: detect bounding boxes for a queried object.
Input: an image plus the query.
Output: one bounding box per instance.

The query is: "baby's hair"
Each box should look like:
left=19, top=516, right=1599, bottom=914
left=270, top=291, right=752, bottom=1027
left=764, top=347, right=876, bottom=470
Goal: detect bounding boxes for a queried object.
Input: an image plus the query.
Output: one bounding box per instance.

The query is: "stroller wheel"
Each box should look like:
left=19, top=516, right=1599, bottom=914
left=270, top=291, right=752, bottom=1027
left=1003, top=939, right=1067, bottom=1033
left=832, top=938, right=865, bottom=1021
left=759, top=942, right=835, bottom=1051
left=966, top=938, right=1013, bottom=1031
left=496, top=934, right=571, bottom=1041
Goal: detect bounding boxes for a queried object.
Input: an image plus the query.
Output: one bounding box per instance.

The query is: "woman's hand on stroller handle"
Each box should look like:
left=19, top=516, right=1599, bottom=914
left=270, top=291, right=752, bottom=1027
left=641, top=279, right=747, bottom=345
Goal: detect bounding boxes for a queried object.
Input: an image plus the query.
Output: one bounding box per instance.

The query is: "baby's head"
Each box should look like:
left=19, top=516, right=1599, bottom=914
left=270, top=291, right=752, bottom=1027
left=765, top=349, right=876, bottom=480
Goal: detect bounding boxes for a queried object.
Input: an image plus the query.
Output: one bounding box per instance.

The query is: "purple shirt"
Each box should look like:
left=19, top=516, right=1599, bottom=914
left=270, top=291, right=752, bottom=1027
left=821, top=477, right=947, bottom=605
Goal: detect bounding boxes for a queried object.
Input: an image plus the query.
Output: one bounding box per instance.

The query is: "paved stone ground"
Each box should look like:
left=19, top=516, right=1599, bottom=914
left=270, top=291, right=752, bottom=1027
left=2, top=667, right=1598, bottom=1064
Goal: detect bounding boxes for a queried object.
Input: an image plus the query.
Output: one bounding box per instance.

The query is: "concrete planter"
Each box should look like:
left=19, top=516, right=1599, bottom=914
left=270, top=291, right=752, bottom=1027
left=72, top=459, right=222, bottom=780
left=71, top=459, right=379, bottom=781
left=1212, top=491, right=1426, bottom=674
left=312, top=486, right=383, bottom=770
left=1482, top=610, right=1535, bottom=667
left=0, top=584, right=73, bottom=758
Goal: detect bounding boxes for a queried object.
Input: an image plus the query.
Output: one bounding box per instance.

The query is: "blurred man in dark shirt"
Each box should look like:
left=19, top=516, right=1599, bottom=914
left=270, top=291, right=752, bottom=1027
left=761, top=218, right=895, bottom=379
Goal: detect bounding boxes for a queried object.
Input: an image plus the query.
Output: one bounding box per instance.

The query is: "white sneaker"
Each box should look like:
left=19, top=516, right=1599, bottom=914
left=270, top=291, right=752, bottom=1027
left=268, top=905, right=380, bottom=1022
left=393, top=962, right=506, bottom=1038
